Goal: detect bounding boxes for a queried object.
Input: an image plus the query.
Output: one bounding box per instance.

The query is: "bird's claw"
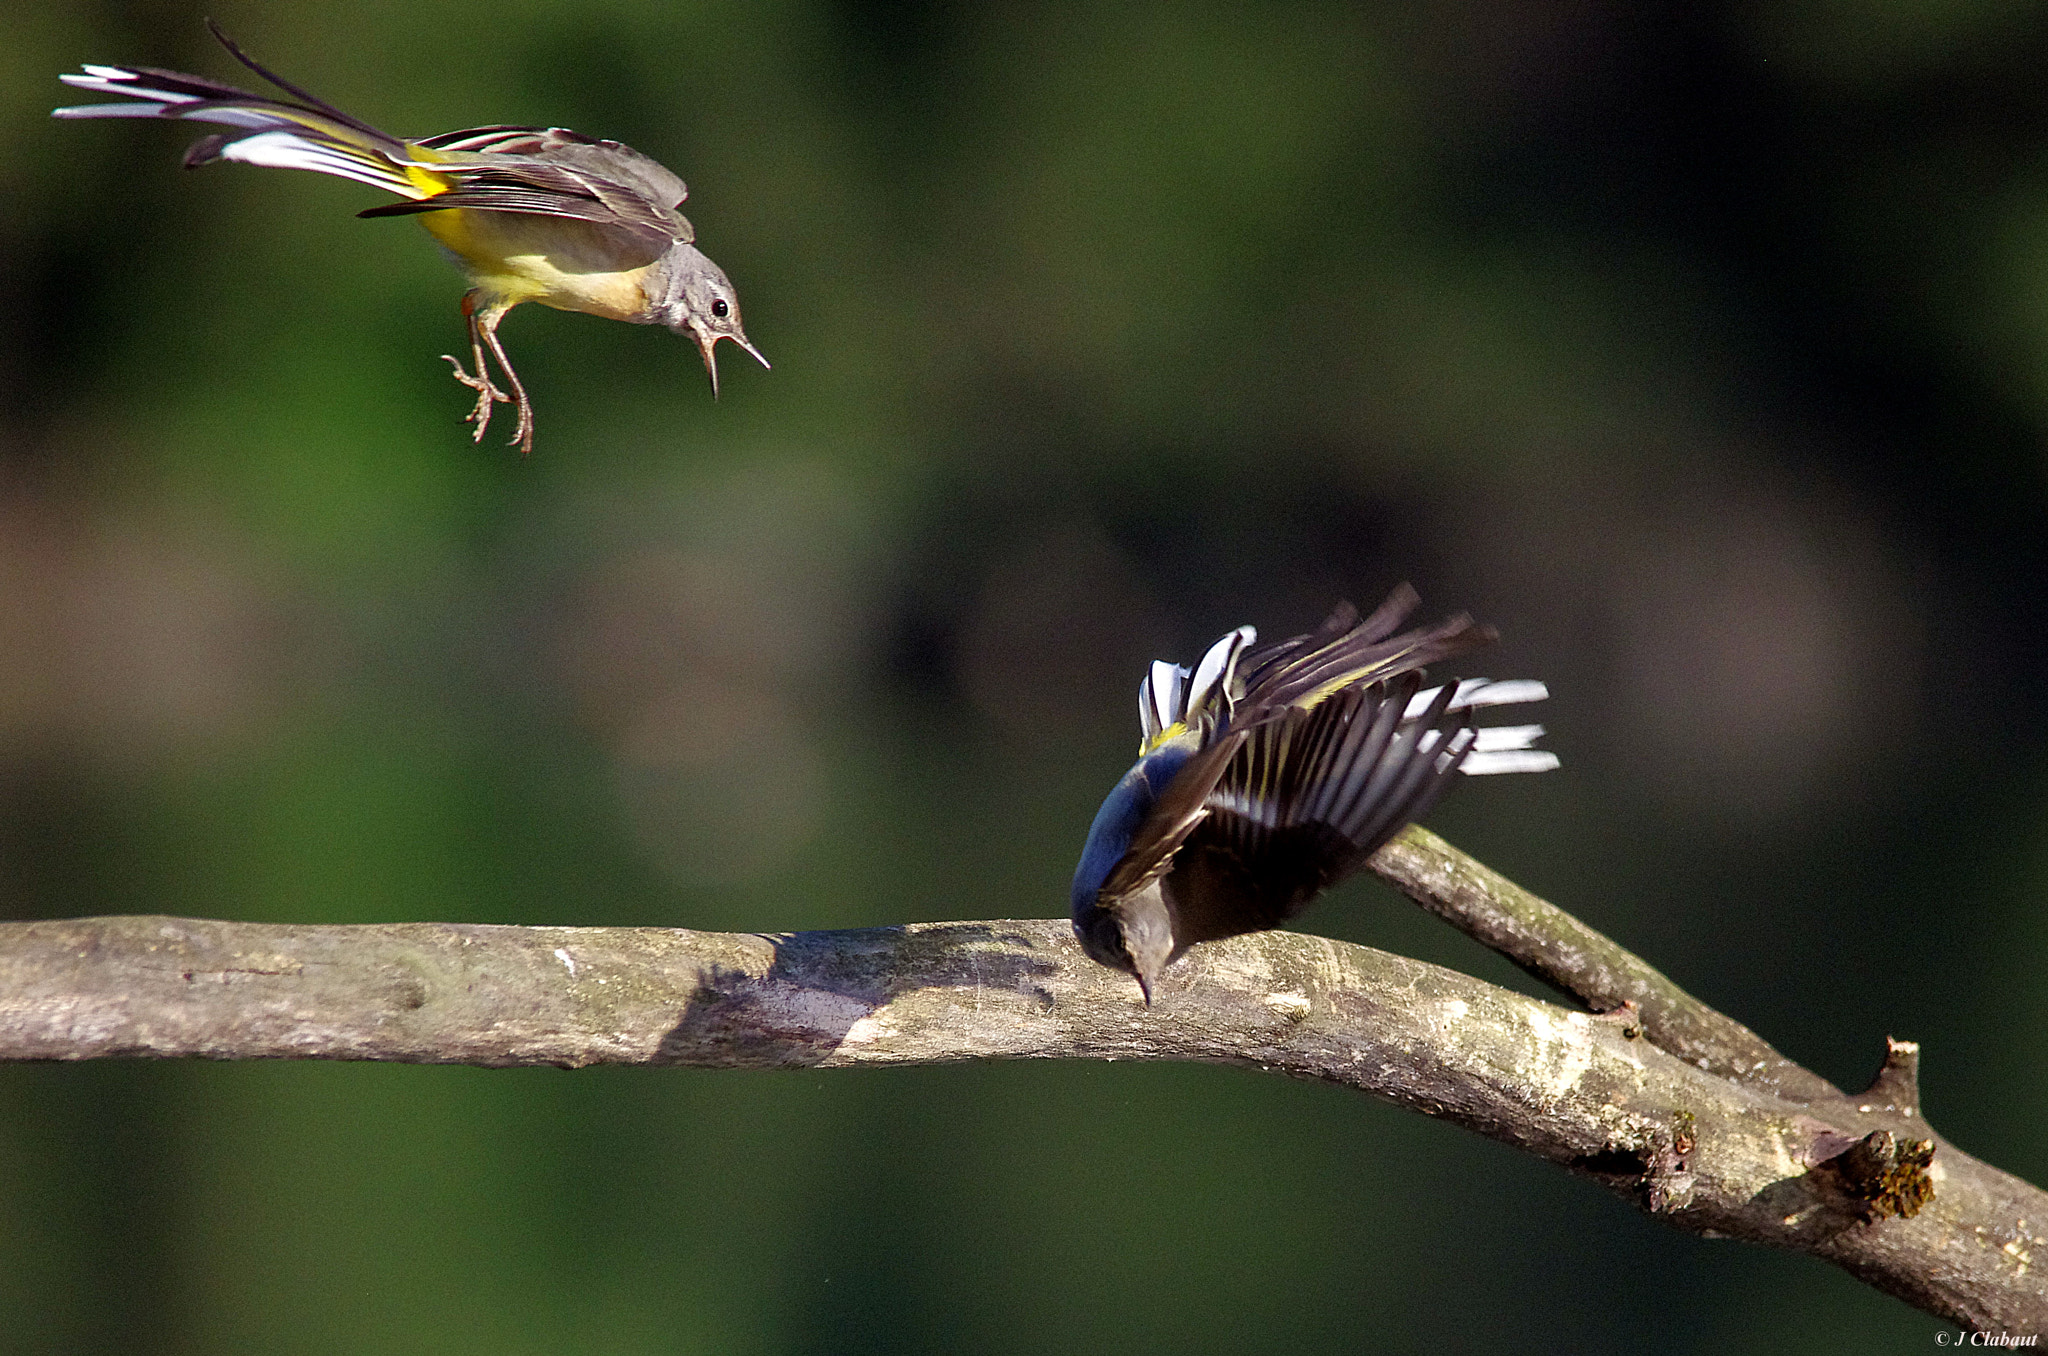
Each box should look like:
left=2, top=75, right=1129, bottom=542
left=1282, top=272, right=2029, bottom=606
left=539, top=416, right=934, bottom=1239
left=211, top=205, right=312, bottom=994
left=442, top=353, right=510, bottom=444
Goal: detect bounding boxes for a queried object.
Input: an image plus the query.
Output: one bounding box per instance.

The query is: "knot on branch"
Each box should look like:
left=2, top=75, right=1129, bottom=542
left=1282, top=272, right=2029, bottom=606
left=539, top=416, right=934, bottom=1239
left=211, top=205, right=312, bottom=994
left=1571, top=1110, right=1698, bottom=1214
left=1857, top=1037, right=1923, bottom=1118
left=1811, top=1129, right=1937, bottom=1224
left=1592, top=999, right=1645, bottom=1040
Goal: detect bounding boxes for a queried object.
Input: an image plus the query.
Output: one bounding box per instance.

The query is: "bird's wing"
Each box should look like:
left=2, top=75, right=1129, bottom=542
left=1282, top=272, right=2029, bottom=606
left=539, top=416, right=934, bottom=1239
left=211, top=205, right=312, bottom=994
left=1092, top=585, right=1496, bottom=911
left=1091, top=729, right=1249, bottom=904
left=363, top=126, right=694, bottom=252
left=1168, top=675, right=1475, bottom=944
left=359, top=155, right=690, bottom=253
left=1238, top=588, right=1496, bottom=712
left=414, top=125, right=688, bottom=207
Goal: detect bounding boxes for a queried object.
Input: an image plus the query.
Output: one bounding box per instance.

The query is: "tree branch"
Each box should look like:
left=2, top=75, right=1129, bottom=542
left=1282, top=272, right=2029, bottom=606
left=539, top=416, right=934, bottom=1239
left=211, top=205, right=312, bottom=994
left=0, top=845, right=2040, bottom=1331
left=1370, top=826, right=1844, bottom=1103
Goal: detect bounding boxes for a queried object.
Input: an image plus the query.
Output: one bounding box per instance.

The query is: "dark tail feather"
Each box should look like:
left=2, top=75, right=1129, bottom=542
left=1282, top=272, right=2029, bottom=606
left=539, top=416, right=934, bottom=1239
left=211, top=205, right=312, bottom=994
left=203, top=18, right=392, bottom=143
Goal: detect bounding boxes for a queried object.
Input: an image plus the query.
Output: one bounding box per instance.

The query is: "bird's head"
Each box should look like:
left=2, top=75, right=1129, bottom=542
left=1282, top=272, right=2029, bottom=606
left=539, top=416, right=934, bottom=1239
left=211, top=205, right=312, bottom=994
left=1073, top=887, right=1175, bottom=1005
left=1070, top=728, right=1201, bottom=1006
left=659, top=245, right=769, bottom=396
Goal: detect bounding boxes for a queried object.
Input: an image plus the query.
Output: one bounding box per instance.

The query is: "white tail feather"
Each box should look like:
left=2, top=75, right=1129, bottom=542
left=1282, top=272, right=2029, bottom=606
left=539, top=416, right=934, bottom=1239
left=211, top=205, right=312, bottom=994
left=52, top=101, right=181, bottom=118
left=1461, top=750, right=1560, bottom=775
left=1184, top=625, right=1253, bottom=722
left=1471, top=724, right=1545, bottom=753
left=1148, top=661, right=1187, bottom=732
left=54, top=64, right=421, bottom=197
left=1406, top=677, right=1550, bottom=719
left=1456, top=678, right=1548, bottom=709
left=215, top=130, right=407, bottom=190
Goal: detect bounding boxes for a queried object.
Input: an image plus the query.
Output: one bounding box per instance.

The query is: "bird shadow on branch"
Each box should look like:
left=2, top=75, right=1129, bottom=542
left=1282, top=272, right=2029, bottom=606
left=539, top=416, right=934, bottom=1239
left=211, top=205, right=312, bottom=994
left=656, top=923, right=1061, bottom=1067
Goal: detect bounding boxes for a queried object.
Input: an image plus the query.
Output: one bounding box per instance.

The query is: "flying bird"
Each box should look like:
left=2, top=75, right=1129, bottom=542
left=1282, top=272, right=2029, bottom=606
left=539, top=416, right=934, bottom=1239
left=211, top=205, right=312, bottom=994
left=1071, top=585, right=1558, bottom=1002
left=55, top=22, right=766, bottom=454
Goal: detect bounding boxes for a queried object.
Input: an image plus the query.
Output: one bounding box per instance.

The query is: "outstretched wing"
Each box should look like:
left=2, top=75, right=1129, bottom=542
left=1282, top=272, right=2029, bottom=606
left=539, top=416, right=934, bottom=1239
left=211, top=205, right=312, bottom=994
left=1092, top=587, right=1496, bottom=907
left=1167, top=674, right=1472, bottom=944
left=1235, top=586, right=1497, bottom=711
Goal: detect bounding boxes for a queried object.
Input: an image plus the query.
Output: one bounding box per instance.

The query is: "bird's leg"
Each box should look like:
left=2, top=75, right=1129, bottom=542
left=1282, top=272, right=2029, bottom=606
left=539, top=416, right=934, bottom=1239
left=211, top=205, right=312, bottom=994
left=441, top=291, right=512, bottom=446
left=473, top=305, right=534, bottom=456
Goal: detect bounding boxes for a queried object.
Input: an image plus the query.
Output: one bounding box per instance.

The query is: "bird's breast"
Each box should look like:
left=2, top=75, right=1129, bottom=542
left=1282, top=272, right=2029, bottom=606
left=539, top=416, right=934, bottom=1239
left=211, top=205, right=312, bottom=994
left=418, top=210, right=663, bottom=321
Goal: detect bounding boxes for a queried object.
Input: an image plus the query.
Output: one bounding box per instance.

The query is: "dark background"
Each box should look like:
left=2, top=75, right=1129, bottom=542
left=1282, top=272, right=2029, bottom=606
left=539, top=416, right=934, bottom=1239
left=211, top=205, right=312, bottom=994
left=2, top=1, right=2043, bottom=1350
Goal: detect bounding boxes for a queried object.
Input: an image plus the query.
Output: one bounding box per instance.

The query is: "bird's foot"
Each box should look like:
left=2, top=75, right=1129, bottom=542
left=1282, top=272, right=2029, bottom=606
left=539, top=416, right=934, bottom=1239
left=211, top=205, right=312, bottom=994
left=505, top=391, right=534, bottom=457
left=509, top=399, right=540, bottom=456
left=441, top=353, right=509, bottom=444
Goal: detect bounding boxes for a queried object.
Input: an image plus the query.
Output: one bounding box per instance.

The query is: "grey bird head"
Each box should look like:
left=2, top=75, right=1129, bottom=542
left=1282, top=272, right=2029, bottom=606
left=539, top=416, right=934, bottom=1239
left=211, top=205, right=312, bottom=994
left=657, top=243, right=768, bottom=396
left=1074, top=883, right=1176, bottom=1005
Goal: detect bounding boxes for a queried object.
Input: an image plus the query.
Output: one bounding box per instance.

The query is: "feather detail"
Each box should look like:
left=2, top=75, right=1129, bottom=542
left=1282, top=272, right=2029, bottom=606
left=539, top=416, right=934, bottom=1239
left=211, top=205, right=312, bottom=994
left=1461, top=749, right=1562, bottom=775
left=54, top=30, right=694, bottom=247
left=1184, top=625, right=1254, bottom=723
left=53, top=55, right=424, bottom=199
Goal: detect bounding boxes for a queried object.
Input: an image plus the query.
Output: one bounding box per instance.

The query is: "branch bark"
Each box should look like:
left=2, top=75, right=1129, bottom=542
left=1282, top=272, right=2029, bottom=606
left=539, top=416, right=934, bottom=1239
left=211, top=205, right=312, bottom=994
left=0, top=835, right=2040, bottom=1332
left=1371, top=826, right=1842, bottom=1102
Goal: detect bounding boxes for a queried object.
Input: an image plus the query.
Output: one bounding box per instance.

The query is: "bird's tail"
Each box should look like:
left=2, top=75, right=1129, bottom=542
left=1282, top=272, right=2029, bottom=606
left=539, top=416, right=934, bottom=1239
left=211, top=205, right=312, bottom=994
left=1401, top=677, right=1558, bottom=775
left=54, top=25, right=440, bottom=201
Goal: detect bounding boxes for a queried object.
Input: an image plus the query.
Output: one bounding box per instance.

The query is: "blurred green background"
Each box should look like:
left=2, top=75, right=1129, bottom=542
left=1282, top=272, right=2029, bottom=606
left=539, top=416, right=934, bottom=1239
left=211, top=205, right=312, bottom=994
left=1, top=0, right=2044, bottom=1349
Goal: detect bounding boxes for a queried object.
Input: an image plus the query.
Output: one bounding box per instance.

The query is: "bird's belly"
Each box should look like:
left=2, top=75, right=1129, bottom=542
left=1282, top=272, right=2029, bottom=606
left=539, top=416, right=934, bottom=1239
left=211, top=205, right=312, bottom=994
left=419, top=211, right=660, bottom=321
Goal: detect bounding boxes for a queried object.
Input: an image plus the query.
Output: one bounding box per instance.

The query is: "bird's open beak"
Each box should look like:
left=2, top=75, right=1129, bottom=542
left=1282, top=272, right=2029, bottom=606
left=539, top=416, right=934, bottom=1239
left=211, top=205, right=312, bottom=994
left=692, top=329, right=770, bottom=399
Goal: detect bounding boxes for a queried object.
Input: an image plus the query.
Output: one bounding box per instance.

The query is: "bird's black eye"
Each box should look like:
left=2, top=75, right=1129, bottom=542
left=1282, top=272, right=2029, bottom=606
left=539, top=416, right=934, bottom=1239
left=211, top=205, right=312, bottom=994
left=711, top=299, right=730, bottom=319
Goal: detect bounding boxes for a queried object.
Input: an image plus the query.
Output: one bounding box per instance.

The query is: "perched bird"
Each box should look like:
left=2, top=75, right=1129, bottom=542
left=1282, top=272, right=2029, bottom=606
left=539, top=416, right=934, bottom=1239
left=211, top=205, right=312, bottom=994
left=1071, top=585, right=1557, bottom=1002
left=53, top=22, right=766, bottom=455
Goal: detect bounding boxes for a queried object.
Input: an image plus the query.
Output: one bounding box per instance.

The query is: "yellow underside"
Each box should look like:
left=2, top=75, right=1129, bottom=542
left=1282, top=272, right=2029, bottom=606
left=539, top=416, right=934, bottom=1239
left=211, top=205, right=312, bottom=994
left=400, top=163, right=658, bottom=322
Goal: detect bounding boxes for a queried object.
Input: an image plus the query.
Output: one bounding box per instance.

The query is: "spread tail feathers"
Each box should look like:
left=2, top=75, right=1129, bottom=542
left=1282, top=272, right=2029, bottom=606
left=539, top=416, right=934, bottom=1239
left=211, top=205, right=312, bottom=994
left=53, top=23, right=430, bottom=200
